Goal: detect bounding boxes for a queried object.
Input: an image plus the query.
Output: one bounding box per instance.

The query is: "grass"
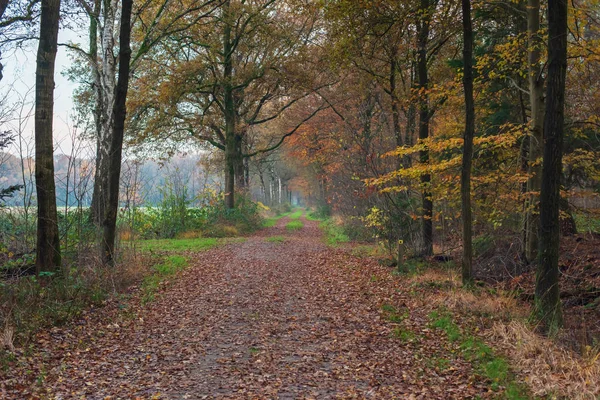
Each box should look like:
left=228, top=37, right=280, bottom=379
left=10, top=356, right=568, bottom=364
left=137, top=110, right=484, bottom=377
left=381, top=304, right=408, bottom=323
left=574, top=211, right=600, bottom=234
left=288, top=209, right=304, bottom=219
left=141, top=255, right=188, bottom=304
left=429, top=311, right=461, bottom=342
left=395, top=258, right=428, bottom=276
left=392, top=327, right=417, bottom=342
left=262, top=211, right=291, bottom=227
left=428, top=309, right=529, bottom=398
left=266, top=235, right=286, bottom=243
left=286, top=220, right=303, bottom=231
left=319, top=219, right=349, bottom=246
left=305, top=211, right=324, bottom=221
left=138, top=237, right=243, bottom=252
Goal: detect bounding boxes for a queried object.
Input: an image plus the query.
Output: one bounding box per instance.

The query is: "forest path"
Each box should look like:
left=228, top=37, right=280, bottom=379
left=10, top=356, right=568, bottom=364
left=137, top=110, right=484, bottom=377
left=5, top=214, right=491, bottom=399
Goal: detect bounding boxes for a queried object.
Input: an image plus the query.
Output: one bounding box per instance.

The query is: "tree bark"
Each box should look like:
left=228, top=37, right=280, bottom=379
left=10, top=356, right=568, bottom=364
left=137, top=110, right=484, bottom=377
left=461, top=0, right=474, bottom=284
left=101, top=0, right=133, bottom=266
left=222, top=0, right=236, bottom=209
left=525, top=0, right=544, bottom=263
left=35, top=0, right=62, bottom=273
left=535, top=0, right=567, bottom=334
left=90, top=0, right=118, bottom=226
left=417, top=0, right=433, bottom=256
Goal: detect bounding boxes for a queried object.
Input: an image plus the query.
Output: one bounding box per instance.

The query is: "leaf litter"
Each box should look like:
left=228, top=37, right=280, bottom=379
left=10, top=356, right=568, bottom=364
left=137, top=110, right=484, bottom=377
left=1, top=217, right=504, bottom=399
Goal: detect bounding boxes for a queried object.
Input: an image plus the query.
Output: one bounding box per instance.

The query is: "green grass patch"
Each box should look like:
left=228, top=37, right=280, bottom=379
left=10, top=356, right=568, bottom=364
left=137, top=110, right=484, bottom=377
left=142, top=255, right=188, bottom=303
left=428, top=310, right=529, bottom=398
left=266, top=235, right=286, bottom=243
left=262, top=211, right=291, bottom=227
left=319, top=219, right=349, bottom=246
left=574, top=212, right=600, bottom=234
left=391, top=327, right=417, bottom=342
left=429, top=311, right=462, bottom=342
left=288, top=209, right=304, bottom=219
left=286, top=220, right=304, bottom=231
left=262, top=218, right=278, bottom=228
left=305, top=211, right=324, bottom=221
left=394, top=258, right=428, bottom=276
left=381, top=303, right=408, bottom=323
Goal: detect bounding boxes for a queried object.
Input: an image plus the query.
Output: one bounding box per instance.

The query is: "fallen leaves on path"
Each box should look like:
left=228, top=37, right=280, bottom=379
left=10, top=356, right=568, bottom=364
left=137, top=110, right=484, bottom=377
left=2, top=218, right=496, bottom=399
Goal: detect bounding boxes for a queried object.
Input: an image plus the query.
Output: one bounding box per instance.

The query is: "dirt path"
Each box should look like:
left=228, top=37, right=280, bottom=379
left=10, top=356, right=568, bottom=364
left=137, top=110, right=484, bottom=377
left=3, top=215, right=492, bottom=399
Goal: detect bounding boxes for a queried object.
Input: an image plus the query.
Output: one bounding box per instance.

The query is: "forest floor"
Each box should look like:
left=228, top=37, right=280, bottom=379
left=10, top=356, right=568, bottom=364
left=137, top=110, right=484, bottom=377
left=2, top=213, right=532, bottom=399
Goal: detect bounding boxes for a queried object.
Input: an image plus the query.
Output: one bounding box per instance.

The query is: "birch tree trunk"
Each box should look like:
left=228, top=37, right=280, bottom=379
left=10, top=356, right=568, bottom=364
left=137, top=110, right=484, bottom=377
left=90, top=0, right=118, bottom=225
left=35, top=0, right=62, bottom=273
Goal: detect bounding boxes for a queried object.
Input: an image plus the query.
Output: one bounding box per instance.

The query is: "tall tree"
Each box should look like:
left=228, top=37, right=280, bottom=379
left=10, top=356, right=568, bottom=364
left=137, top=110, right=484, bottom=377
left=74, top=0, right=219, bottom=225
left=535, top=0, right=567, bottom=334
left=461, top=0, right=474, bottom=284
left=34, top=0, right=61, bottom=273
left=129, top=0, right=327, bottom=209
left=524, top=0, right=544, bottom=263
left=101, top=0, right=132, bottom=265
left=417, top=0, right=433, bottom=256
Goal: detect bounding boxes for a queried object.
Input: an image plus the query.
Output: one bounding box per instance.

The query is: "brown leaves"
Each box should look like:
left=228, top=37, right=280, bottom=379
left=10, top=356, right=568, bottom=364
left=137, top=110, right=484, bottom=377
left=2, top=219, right=496, bottom=398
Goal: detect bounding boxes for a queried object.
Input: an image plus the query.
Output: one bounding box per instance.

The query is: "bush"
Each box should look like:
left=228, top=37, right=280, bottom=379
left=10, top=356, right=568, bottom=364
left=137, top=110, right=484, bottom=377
left=122, top=189, right=262, bottom=240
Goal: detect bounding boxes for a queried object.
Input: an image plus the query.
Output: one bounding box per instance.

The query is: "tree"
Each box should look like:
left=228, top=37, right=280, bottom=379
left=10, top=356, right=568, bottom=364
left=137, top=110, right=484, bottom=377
left=129, top=0, right=327, bottom=209
left=34, top=0, right=61, bottom=273
left=101, top=0, right=132, bottom=265
left=524, top=0, right=544, bottom=263
left=535, top=0, right=567, bottom=334
left=69, top=0, right=219, bottom=225
left=461, top=0, right=474, bottom=284
left=416, top=0, right=433, bottom=256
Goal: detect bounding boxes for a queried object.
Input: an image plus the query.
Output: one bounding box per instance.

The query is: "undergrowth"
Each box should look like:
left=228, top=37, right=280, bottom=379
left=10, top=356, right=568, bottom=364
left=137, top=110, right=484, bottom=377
left=286, top=220, right=303, bottom=231
left=319, top=219, right=349, bottom=246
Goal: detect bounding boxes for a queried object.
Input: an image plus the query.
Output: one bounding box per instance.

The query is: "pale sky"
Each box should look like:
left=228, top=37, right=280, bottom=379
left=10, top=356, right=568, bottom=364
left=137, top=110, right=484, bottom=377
left=2, top=27, right=85, bottom=157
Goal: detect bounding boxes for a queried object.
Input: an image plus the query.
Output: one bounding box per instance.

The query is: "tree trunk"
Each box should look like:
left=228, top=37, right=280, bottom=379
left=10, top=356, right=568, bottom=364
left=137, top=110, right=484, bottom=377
left=101, top=0, right=133, bottom=266
left=461, top=0, right=474, bottom=284
left=223, top=0, right=236, bottom=209
left=90, top=0, right=118, bottom=225
left=535, top=0, right=567, bottom=335
left=417, top=0, right=433, bottom=256
left=35, top=0, right=62, bottom=274
left=525, top=0, right=544, bottom=263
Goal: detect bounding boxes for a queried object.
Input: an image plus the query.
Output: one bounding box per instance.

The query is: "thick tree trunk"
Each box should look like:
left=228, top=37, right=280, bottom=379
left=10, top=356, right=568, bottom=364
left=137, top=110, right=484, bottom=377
left=222, top=0, right=236, bottom=209
left=525, top=0, right=545, bottom=263
left=461, top=0, right=474, bottom=284
left=417, top=0, right=433, bottom=256
left=35, top=0, right=62, bottom=273
left=101, top=0, right=133, bottom=266
left=535, top=0, right=567, bottom=334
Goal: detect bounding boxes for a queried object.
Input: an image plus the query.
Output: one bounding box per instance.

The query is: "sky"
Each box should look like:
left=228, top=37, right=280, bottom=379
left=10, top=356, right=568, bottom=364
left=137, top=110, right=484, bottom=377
left=2, top=27, right=85, bottom=157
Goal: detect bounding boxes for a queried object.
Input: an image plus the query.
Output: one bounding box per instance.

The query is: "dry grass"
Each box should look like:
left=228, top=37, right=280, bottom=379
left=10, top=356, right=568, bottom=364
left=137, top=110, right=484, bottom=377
left=405, top=266, right=600, bottom=398
left=491, top=321, right=600, bottom=399
left=176, top=230, right=204, bottom=239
